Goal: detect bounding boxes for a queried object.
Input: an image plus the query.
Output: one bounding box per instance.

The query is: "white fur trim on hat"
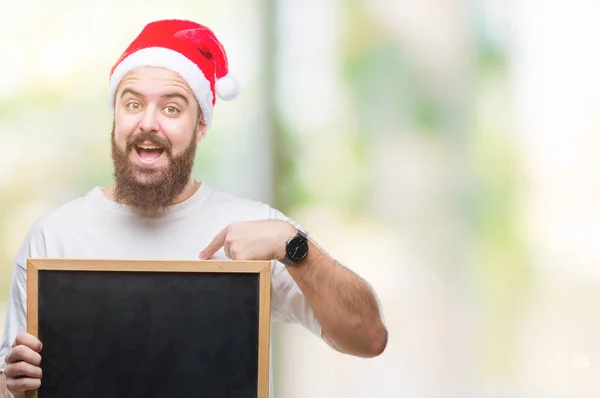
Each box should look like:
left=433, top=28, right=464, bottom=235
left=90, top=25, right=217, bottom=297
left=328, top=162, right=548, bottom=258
left=108, top=47, right=215, bottom=127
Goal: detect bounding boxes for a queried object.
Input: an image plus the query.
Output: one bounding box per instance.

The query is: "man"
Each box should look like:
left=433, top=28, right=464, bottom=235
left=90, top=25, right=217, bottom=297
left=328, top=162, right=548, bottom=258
left=0, top=19, right=387, bottom=397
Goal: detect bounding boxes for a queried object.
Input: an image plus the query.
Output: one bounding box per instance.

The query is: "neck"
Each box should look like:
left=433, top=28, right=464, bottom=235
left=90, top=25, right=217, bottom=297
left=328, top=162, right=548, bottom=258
left=102, top=177, right=201, bottom=206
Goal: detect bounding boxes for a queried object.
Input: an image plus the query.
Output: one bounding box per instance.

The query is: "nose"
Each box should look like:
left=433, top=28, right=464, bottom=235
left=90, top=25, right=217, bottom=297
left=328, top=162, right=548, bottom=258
left=138, top=106, right=160, bottom=133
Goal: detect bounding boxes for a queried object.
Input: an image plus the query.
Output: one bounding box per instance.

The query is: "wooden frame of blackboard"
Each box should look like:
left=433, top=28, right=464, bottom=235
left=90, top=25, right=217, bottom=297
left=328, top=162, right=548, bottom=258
left=26, top=258, right=272, bottom=398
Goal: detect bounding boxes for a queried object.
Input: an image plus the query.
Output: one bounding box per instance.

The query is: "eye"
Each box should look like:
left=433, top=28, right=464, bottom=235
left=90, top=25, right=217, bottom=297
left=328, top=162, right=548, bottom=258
left=127, top=102, right=141, bottom=111
left=164, top=106, right=179, bottom=115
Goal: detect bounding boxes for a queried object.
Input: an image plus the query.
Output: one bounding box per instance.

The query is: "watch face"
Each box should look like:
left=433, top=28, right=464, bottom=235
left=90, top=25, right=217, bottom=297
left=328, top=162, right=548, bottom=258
left=287, top=236, right=308, bottom=261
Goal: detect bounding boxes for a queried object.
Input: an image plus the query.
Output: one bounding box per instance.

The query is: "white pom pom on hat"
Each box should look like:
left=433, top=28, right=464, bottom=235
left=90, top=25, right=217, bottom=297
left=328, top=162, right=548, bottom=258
left=215, top=73, right=240, bottom=101
left=107, top=19, right=241, bottom=128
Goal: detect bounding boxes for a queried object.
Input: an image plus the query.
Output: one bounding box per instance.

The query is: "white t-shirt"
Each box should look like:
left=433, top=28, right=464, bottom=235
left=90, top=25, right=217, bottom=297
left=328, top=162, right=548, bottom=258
left=0, top=182, right=323, bottom=397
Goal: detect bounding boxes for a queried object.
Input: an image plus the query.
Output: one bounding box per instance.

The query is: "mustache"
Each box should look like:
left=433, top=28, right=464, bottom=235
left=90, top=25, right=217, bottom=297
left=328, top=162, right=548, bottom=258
left=126, top=132, right=172, bottom=153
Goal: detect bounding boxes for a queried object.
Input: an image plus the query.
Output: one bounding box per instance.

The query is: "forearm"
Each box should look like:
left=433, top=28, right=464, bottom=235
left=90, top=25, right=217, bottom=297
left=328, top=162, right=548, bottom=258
left=286, top=239, right=388, bottom=357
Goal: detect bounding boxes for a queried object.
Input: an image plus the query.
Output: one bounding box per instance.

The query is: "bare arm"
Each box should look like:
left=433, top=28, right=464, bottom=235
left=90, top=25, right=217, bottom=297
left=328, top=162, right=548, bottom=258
left=200, top=220, right=388, bottom=358
left=285, top=238, right=388, bottom=357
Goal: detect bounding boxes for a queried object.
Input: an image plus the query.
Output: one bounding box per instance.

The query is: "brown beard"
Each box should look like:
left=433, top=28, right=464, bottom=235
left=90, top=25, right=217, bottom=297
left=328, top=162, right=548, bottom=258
left=110, top=125, right=198, bottom=217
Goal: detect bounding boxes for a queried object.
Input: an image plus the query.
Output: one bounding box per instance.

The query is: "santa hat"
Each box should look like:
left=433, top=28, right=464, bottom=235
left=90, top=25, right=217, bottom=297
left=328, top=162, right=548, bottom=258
left=107, top=19, right=240, bottom=127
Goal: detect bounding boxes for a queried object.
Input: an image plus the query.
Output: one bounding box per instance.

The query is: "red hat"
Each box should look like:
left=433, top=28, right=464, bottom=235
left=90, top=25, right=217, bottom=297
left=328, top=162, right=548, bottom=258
left=108, top=19, right=240, bottom=127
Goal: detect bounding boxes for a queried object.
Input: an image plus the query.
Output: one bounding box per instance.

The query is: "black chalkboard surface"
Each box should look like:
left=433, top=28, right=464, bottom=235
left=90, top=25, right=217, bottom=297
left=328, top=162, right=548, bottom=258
left=26, top=259, right=272, bottom=398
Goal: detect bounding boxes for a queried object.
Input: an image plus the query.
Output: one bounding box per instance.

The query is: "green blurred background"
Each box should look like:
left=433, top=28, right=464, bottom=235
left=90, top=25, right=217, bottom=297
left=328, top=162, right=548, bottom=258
left=1, top=0, right=600, bottom=396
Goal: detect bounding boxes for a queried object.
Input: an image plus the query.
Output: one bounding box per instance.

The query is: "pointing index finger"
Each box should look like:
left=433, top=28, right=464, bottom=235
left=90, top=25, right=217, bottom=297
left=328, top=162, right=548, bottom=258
left=199, top=227, right=227, bottom=260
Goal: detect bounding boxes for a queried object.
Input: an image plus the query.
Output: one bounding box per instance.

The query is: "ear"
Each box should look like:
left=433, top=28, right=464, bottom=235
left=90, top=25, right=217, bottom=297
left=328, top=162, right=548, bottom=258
left=196, top=118, right=208, bottom=143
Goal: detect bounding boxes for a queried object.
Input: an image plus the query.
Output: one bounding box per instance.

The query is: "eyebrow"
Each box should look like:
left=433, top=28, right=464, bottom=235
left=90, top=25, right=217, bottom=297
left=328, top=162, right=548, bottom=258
left=119, top=88, right=190, bottom=105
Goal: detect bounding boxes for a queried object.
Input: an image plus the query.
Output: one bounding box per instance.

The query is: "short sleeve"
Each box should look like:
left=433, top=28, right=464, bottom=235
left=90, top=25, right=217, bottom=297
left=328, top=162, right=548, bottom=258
left=268, top=208, right=323, bottom=339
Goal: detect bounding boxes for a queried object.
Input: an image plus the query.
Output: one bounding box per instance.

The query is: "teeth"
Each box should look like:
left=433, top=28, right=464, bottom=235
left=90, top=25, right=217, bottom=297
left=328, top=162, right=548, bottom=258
left=138, top=145, right=161, bottom=150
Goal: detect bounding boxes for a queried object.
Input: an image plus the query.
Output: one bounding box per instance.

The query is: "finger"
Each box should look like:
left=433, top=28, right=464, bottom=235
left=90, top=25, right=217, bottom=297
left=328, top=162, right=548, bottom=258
left=224, top=242, right=232, bottom=259
left=13, top=333, right=42, bottom=352
left=6, top=376, right=42, bottom=392
left=200, top=227, right=228, bottom=260
left=6, top=345, right=42, bottom=366
left=5, top=361, right=43, bottom=379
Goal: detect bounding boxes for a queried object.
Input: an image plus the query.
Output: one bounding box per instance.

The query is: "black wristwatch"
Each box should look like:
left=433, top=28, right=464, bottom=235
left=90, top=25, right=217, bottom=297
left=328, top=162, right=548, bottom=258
left=280, top=229, right=309, bottom=266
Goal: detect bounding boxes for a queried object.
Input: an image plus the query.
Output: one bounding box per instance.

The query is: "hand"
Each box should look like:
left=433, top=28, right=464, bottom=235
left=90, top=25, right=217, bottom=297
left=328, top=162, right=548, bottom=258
left=4, top=333, right=43, bottom=398
left=199, top=220, right=296, bottom=261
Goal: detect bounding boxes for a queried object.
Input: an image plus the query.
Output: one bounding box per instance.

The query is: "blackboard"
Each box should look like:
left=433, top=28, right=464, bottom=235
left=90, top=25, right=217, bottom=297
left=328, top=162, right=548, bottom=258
left=26, top=259, right=271, bottom=398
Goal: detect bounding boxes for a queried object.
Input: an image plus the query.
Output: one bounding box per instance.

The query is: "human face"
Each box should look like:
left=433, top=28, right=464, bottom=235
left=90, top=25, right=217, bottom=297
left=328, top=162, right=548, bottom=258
left=113, top=67, right=205, bottom=177
left=110, top=67, right=206, bottom=215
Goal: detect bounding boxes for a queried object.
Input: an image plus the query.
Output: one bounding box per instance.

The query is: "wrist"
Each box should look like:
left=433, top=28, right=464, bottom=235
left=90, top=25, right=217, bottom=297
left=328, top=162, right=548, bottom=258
left=272, top=221, right=296, bottom=260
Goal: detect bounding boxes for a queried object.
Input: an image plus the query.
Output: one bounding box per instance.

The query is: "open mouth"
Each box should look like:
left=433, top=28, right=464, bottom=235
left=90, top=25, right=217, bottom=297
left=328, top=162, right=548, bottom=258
left=135, top=144, right=165, bottom=162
